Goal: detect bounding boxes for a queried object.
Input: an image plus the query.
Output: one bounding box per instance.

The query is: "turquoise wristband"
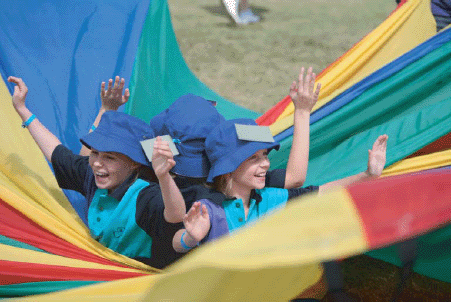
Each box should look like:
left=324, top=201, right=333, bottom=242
left=22, top=114, right=36, bottom=128
left=180, top=231, right=194, bottom=250
left=90, top=125, right=96, bottom=131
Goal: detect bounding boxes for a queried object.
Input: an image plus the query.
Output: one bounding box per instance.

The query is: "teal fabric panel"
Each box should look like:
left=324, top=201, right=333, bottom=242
left=0, top=281, right=101, bottom=298
left=0, top=235, right=47, bottom=254
left=126, top=0, right=258, bottom=121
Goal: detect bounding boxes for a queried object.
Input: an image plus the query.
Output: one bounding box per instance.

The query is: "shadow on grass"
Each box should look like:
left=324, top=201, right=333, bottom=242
left=200, top=4, right=270, bottom=28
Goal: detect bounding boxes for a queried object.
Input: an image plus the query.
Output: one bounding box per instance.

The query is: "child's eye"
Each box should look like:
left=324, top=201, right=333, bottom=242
left=91, top=150, right=99, bottom=156
left=105, top=155, right=115, bottom=160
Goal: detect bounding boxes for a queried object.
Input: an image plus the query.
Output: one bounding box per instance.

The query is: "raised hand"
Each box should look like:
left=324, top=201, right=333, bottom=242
left=367, top=134, right=388, bottom=177
left=184, top=201, right=210, bottom=242
left=151, top=136, right=176, bottom=179
left=100, top=76, right=130, bottom=111
left=289, top=67, right=321, bottom=112
left=7, top=76, right=28, bottom=110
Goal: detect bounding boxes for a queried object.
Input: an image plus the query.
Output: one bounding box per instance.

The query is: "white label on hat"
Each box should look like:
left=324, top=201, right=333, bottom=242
left=235, top=124, right=275, bottom=143
left=140, top=134, right=180, bottom=162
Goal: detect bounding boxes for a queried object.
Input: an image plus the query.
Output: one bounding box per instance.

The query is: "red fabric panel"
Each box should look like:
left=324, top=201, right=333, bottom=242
left=0, top=260, right=147, bottom=285
left=407, top=132, right=451, bottom=158
left=256, top=96, right=292, bottom=126
left=347, top=170, right=451, bottom=249
left=0, top=198, right=128, bottom=268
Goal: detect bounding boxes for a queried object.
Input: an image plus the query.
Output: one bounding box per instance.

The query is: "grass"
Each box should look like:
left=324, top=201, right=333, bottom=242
left=167, top=0, right=395, bottom=113
left=167, top=1, right=451, bottom=301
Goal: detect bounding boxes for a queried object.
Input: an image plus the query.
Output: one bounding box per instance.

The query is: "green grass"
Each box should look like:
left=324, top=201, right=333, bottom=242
left=167, top=0, right=395, bottom=113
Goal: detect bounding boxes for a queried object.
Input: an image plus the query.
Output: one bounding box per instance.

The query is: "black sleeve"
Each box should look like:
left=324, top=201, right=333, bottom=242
left=265, top=169, right=286, bottom=188
left=135, top=184, right=184, bottom=269
left=51, top=144, right=89, bottom=194
left=287, top=185, right=319, bottom=201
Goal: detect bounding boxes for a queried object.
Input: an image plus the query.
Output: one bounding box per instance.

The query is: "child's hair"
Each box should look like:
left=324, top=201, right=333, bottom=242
left=212, top=173, right=235, bottom=198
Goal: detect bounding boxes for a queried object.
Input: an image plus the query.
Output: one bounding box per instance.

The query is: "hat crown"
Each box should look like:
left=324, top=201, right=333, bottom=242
left=81, top=111, right=155, bottom=166
left=148, top=94, right=225, bottom=177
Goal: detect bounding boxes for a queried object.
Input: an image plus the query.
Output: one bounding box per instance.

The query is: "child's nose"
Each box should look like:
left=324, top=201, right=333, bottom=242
left=260, top=157, right=270, bottom=168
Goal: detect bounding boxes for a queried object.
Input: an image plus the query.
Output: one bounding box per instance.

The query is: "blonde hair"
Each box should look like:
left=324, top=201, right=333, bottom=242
left=212, top=173, right=235, bottom=199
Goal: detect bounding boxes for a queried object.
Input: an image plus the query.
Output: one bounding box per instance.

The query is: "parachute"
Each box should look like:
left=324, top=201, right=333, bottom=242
left=1, top=0, right=451, bottom=300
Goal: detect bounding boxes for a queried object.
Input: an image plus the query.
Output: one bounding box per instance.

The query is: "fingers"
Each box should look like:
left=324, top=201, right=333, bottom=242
left=201, top=204, right=209, bottom=219
left=7, top=76, right=28, bottom=95
left=107, top=78, right=113, bottom=92
left=113, top=76, right=120, bottom=89
left=297, top=67, right=304, bottom=93
left=373, top=134, right=388, bottom=151
left=123, top=88, right=130, bottom=103
left=303, top=66, right=312, bottom=92
left=100, top=82, right=106, bottom=98
left=118, top=77, right=125, bottom=91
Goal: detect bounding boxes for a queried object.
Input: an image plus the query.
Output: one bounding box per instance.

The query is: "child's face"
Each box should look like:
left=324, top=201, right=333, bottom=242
left=89, top=149, right=139, bottom=193
left=231, top=149, right=270, bottom=191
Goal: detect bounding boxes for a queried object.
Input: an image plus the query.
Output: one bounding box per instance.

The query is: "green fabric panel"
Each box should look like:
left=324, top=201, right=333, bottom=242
left=268, top=40, right=451, bottom=283
left=126, top=0, right=258, bottom=121
left=0, top=235, right=47, bottom=253
left=368, top=226, right=451, bottom=283
left=0, top=281, right=101, bottom=298
left=269, top=39, right=451, bottom=174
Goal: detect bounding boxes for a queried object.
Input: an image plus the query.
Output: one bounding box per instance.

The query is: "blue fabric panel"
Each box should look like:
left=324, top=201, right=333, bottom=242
left=0, top=0, right=151, bottom=223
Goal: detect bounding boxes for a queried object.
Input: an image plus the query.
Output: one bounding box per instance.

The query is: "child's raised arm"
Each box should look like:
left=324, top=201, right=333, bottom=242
left=80, top=76, right=129, bottom=156
left=8, top=76, right=61, bottom=162
left=173, top=201, right=210, bottom=253
left=152, top=136, right=186, bottom=223
left=319, top=134, right=388, bottom=193
left=285, top=67, right=321, bottom=188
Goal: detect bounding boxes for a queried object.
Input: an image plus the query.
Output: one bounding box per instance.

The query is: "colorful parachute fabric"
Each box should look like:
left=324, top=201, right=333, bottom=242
left=1, top=0, right=451, bottom=300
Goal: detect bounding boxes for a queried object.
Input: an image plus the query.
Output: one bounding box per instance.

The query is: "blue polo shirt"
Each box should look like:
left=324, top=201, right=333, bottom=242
left=198, top=185, right=319, bottom=243
left=51, top=145, right=181, bottom=269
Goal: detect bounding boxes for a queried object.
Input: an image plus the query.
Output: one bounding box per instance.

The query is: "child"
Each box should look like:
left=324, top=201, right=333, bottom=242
left=172, top=118, right=388, bottom=250
left=8, top=76, right=186, bottom=269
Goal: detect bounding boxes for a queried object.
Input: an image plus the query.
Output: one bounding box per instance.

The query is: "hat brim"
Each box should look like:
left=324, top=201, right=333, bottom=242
left=207, top=140, right=279, bottom=183
left=81, top=130, right=150, bottom=167
left=172, top=152, right=210, bottom=178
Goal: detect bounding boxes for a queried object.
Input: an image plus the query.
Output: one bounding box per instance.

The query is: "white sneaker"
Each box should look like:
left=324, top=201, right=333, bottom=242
left=238, top=8, right=260, bottom=24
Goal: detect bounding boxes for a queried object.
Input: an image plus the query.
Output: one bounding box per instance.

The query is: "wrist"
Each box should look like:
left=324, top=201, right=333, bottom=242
left=181, top=231, right=199, bottom=249
left=365, top=170, right=378, bottom=178
left=294, top=108, right=311, bottom=117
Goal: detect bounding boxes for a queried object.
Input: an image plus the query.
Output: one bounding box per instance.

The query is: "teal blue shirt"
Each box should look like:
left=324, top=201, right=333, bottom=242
left=223, top=187, right=289, bottom=233
left=88, top=179, right=153, bottom=258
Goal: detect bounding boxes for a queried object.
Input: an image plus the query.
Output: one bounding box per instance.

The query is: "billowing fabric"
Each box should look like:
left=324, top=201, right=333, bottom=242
left=0, top=0, right=257, bottom=222
left=7, top=170, right=451, bottom=301
left=1, top=0, right=451, bottom=300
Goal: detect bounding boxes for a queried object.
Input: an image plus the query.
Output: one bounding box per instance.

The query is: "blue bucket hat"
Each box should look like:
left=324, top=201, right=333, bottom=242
left=149, top=94, right=225, bottom=178
left=205, top=118, right=280, bottom=183
left=81, top=111, right=155, bottom=167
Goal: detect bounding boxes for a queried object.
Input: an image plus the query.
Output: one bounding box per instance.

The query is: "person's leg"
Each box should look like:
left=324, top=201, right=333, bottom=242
left=222, top=0, right=240, bottom=23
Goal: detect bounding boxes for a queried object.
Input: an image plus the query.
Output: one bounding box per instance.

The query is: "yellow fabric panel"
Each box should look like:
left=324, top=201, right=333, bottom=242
left=382, top=149, right=451, bottom=177
left=0, top=244, right=148, bottom=274
left=20, top=189, right=368, bottom=302
left=0, top=79, right=156, bottom=272
left=271, top=0, right=436, bottom=135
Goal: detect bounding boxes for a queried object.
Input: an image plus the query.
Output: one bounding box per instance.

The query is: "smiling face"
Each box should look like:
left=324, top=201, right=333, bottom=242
left=230, top=149, right=270, bottom=193
left=89, top=149, right=140, bottom=193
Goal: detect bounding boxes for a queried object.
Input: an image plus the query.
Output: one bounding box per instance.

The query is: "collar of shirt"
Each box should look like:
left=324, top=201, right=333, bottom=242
left=107, top=172, right=142, bottom=201
left=199, top=188, right=262, bottom=206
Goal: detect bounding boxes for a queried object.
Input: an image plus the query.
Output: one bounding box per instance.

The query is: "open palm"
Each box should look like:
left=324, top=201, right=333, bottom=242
left=184, top=202, right=210, bottom=242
